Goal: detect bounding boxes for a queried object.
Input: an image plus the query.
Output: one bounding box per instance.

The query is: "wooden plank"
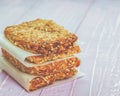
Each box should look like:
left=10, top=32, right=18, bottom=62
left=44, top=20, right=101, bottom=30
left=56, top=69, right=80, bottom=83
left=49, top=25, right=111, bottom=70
left=3, top=0, right=120, bottom=96
left=0, top=0, right=38, bottom=32
left=73, top=0, right=120, bottom=96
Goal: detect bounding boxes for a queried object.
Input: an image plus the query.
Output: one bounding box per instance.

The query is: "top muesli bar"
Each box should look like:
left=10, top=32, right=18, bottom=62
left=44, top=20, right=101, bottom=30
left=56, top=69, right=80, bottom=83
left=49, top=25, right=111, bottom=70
left=4, top=19, right=78, bottom=54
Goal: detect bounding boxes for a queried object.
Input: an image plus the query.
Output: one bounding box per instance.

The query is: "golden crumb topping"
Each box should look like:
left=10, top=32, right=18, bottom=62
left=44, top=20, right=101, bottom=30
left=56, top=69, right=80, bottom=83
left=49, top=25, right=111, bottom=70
left=5, top=19, right=72, bottom=43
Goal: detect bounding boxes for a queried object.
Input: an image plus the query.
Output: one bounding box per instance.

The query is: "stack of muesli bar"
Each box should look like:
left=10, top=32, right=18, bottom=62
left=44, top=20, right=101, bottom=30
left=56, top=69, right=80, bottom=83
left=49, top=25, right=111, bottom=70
left=1, top=19, right=81, bottom=91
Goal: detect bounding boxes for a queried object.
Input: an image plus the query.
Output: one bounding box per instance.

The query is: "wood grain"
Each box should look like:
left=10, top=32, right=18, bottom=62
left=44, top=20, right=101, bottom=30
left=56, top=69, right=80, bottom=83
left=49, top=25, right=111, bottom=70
left=0, top=0, right=120, bottom=96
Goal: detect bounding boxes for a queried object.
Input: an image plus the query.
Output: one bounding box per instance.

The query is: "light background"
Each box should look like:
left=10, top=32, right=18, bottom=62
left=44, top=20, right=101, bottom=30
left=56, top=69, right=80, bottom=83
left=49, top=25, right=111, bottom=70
left=0, top=0, right=120, bottom=96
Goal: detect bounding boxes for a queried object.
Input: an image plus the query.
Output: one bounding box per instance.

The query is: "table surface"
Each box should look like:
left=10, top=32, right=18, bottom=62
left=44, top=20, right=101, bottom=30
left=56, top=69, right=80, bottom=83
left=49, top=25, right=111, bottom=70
left=0, top=0, right=120, bottom=96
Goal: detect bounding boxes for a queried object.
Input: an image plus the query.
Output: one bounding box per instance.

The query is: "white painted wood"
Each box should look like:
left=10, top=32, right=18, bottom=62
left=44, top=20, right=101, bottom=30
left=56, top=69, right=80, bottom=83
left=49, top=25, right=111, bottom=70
left=0, top=0, right=120, bottom=96
left=74, top=0, right=120, bottom=96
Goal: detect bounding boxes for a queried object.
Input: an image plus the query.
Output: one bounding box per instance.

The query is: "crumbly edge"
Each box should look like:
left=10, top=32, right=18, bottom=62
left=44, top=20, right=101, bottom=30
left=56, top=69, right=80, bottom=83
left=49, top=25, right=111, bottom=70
left=29, top=68, right=77, bottom=91
left=4, top=30, right=77, bottom=54
left=4, top=18, right=74, bottom=42
left=2, top=49, right=80, bottom=76
left=4, top=18, right=78, bottom=55
left=26, top=45, right=80, bottom=64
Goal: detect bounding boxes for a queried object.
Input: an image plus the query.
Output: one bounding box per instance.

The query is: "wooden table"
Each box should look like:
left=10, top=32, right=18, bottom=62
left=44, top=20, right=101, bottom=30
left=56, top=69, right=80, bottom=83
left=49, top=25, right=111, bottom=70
left=0, top=0, right=120, bottom=96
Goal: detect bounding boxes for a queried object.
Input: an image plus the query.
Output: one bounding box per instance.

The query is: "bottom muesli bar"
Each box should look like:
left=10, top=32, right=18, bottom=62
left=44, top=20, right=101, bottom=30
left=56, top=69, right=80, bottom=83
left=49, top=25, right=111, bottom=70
left=29, top=68, right=77, bottom=91
left=0, top=57, right=77, bottom=91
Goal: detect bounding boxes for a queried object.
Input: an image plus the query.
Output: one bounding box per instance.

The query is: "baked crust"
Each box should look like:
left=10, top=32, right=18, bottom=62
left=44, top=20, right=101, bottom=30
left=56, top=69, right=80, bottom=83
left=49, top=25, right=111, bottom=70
left=4, top=19, right=77, bottom=54
left=29, top=68, right=77, bottom=91
left=2, top=49, right=80, bottom=76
